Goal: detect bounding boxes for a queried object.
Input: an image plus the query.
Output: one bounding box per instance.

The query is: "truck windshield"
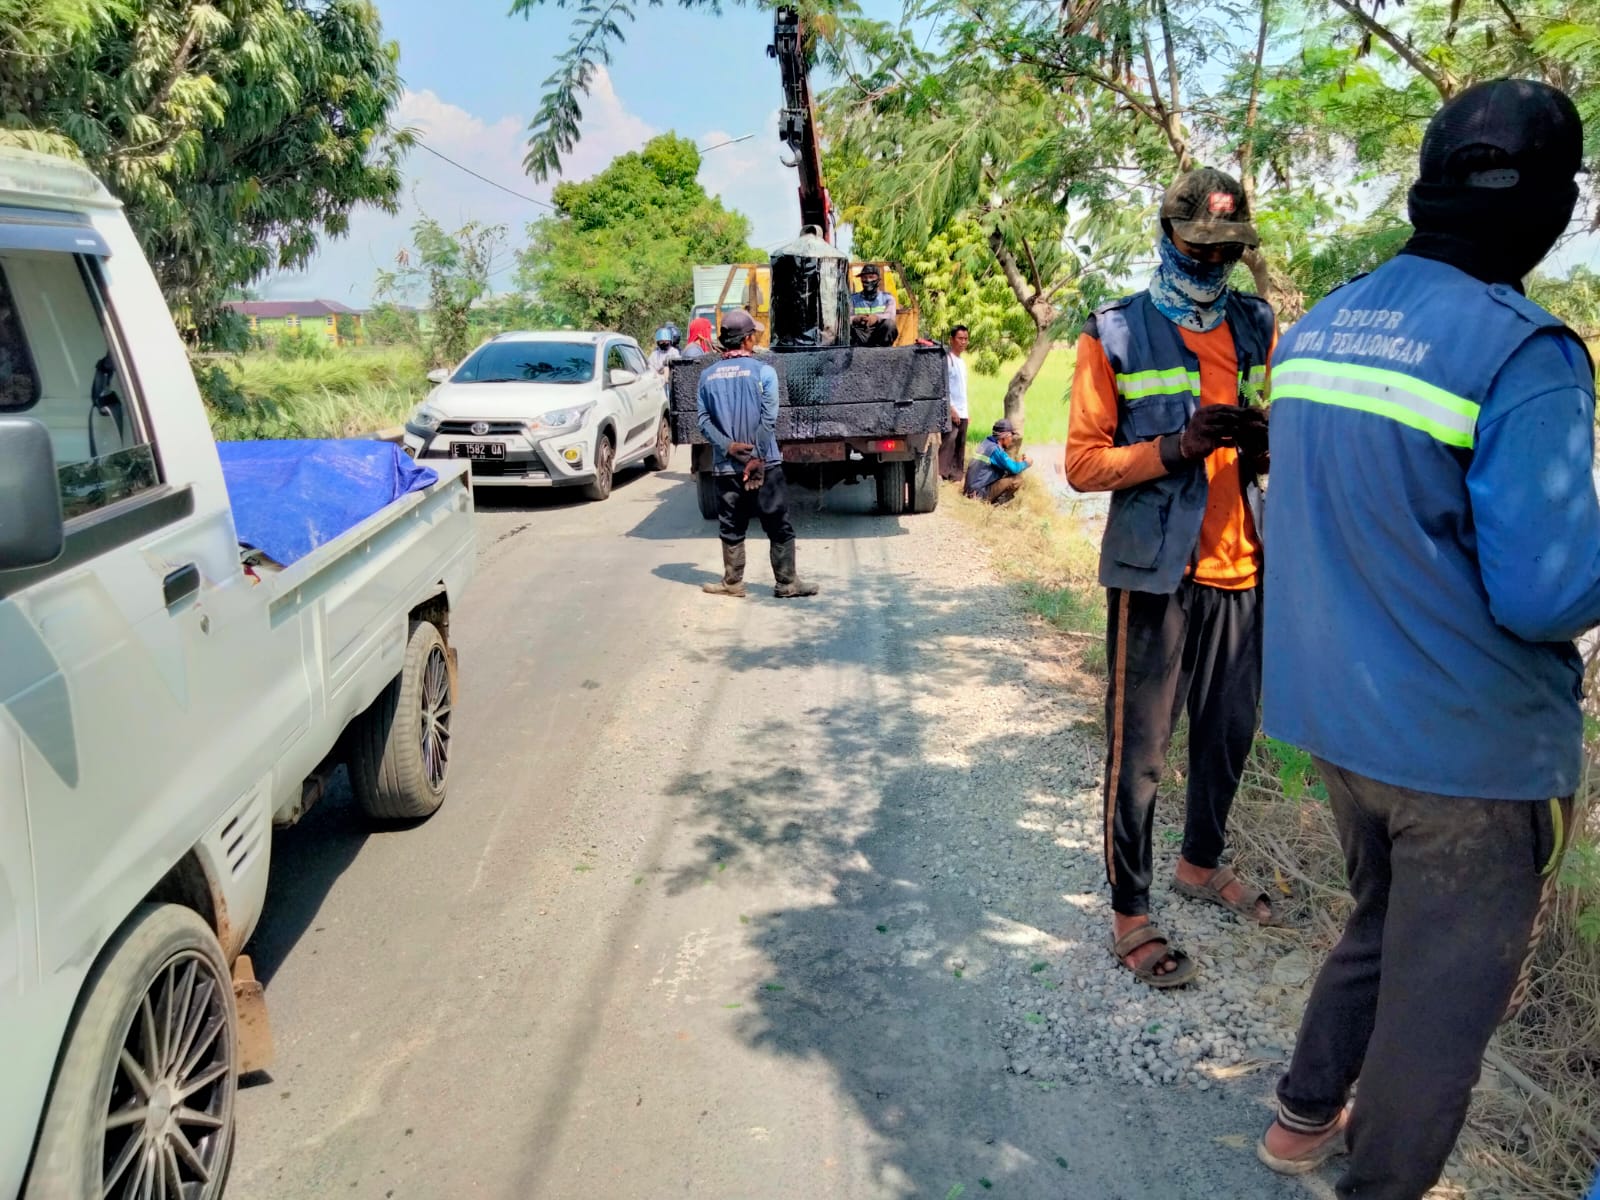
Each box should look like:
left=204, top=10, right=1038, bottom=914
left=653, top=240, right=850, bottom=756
left=453, top=341, right=595, bottom=384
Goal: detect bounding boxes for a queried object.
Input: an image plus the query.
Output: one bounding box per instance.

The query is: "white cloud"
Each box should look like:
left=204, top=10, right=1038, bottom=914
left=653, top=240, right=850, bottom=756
left=259, top=69, right=658, bottom=305
left=695, top=109, right=803, bottom=254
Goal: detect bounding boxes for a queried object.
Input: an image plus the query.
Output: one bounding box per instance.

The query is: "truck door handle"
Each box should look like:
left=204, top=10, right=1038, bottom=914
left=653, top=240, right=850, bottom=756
left=163, top=563, right=200, bottom=608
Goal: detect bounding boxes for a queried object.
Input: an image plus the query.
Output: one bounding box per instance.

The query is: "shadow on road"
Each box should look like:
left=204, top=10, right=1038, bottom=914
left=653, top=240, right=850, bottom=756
left=470, top=464, right=654, bottom=513
left=244, top=768, right=368, bottom=986
left=643, top=564, right=1312, bottom=1198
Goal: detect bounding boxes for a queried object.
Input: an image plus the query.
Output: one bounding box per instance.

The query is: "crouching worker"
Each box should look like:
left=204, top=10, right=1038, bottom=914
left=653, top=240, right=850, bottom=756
left=963, top=419, right=1031, bottom=504
left=697, top=310, right=818, bottom=599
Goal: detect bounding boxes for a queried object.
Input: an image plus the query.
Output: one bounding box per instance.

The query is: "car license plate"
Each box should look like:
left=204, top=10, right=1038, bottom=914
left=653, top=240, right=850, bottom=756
left=451, top=441, right=506, bottom=461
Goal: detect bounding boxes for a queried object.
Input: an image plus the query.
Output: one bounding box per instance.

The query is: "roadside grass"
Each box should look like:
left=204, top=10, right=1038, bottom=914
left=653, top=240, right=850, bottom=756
left=965, top=347, right=1076, bottom=446
left=940, top=475, right=1106, bottom=676
left=199, top=346, right=428, bottom=440
left=949, top=470, right=1600, bottom=1200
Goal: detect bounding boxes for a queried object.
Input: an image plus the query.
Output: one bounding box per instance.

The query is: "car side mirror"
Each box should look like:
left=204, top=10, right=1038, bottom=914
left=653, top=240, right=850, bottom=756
left=0, top=417, right=64, bottom=571
left=427, top=368, right=449, bottom=385
left=608, top=368, right=638, bottom=387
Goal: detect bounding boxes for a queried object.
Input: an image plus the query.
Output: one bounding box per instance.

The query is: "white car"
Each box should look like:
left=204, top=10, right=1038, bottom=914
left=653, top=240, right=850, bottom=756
left=403, top=331, right=674, bottom=499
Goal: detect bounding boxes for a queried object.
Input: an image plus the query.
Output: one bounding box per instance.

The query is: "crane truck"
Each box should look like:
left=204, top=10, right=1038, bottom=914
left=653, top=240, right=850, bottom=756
left=668, top=7, right=950, bottom=518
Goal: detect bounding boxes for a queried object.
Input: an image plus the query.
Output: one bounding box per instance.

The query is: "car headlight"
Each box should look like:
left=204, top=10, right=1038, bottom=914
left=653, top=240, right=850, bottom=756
left=525, top=403, right=596, bottom=435
left=410, top=405, right=444, bottom=432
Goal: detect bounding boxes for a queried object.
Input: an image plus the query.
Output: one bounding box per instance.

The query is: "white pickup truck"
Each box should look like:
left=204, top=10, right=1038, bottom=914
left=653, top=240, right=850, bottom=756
left=0, top=149, right=475, bottom=1198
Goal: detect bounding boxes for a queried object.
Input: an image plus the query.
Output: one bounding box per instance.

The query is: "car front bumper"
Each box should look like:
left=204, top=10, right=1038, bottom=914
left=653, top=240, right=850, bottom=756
left=403, top=424, right=595, bottom=487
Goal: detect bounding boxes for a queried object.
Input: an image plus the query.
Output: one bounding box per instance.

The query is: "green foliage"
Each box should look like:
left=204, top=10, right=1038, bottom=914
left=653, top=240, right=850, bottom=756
left=1559, top=838, right=1600, bottom=944
left=376, top=216, right=508, bottom=368
left=888, top=220, right=1033, bottom=374
left=1530, top=266, right=1600, bottom=340
left=1261, top=738, right=1328, bottom=804
left=199, top=346, right=427, bottom=440
left=519, top=133, right=762, bottom=341
left=0, top=0, right=408, bottom=335
left=364, top=303, right=422, bottom=348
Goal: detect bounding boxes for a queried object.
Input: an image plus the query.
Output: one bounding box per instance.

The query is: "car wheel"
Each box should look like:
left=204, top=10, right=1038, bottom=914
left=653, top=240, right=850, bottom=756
left=584, top=431, right=615, bottom=501
left=25, top=903, right=237, bottom=1200
left=646, top=416, right=673, bottom=471
left=347, top=620, right=453, bottom=822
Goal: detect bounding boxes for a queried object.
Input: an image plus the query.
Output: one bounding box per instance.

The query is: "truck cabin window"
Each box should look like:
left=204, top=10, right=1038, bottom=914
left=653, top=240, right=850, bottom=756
left=0, top=252, right=158, bottom=520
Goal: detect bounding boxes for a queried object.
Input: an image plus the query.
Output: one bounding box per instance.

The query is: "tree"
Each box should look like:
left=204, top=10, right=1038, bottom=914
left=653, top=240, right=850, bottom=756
left=376, top=216, right=509, bottom=368
left=0, top=0, right=409, bottom=334
left=518, top=133, right=763, bottom=340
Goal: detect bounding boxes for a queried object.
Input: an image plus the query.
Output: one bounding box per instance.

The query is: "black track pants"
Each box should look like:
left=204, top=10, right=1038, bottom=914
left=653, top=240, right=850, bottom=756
left=1101, top=580, right=1262, bottom=917
left=715, top=465, right=795, bottom=546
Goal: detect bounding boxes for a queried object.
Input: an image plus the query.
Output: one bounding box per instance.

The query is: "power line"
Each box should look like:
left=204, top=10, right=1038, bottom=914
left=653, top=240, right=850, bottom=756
left=412, top=139, right=556, bottom=210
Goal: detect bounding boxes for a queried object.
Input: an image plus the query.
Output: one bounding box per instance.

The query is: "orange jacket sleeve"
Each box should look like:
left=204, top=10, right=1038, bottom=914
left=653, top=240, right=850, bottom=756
left=1064, top=332, right=1170, bottom=492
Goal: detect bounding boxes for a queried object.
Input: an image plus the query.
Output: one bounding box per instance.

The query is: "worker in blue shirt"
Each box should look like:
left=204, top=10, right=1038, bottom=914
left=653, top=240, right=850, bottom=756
left=696, top=309, right=817, bottom=598
left=962, top=419, right=1031, bottom=504
left=1256, top=81, right=1595, bottom=1199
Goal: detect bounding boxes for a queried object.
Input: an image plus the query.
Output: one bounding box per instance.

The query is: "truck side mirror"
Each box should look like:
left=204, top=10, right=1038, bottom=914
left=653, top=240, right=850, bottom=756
left=427, top=368, right=449, bottom=385
left=0, top=417, right=64, bottom=571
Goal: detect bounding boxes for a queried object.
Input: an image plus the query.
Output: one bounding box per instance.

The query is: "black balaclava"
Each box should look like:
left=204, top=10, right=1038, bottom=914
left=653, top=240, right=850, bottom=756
left=1403, top=78, right=1584, bottom=289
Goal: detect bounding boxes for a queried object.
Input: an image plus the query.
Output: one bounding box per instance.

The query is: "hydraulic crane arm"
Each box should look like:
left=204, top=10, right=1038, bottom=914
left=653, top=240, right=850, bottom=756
left=769, top=7, right=832, bottom=242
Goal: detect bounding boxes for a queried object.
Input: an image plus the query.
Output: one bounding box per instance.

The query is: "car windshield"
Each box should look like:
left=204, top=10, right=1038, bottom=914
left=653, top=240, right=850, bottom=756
left=452, top=341, right=595, bottom=384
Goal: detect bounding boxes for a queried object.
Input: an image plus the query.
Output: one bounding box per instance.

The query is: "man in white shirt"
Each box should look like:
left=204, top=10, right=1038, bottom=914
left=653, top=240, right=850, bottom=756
left=939, top=324, right=971, bottom=482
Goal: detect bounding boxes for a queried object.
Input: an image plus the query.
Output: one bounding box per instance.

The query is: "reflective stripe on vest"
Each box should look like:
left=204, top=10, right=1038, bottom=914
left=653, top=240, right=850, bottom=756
left=1273, top=356, right=1479, bottom=449
left=1115, top=356, right=1268, bottom=402
left=852, top=295, right=891, bottom=314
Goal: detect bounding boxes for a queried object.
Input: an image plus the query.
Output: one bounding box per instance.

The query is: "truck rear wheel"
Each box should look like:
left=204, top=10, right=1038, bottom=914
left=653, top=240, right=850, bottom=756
left=696, top=471, right=719, bottom=521
left=909, top=445, right=939, bottom=513
left=875, top=460, right=908, bottom=516
left=25, top=903, right=237, bottom=1200
left=348, top=619, right=452, bottom=822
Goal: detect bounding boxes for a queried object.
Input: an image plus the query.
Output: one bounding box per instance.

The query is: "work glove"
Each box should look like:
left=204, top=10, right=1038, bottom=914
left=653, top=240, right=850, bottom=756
left=743, top=458, right=766, bottom=491
left=1177, top=405, right=1242, bottom=460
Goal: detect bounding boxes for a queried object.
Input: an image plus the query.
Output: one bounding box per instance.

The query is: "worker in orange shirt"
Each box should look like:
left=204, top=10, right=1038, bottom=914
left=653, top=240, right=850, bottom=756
left=1065, top=168, right=1278, bottom=989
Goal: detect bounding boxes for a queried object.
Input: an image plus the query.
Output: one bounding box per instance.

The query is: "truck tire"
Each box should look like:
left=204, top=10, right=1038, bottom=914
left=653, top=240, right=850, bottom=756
left=25, top=903, right=237, bottom=1200
left=696, top=471, right=719, bottom=521
left=875, top=460, right=908, bottom=516
left=646, top=416, right=674, bottom=471
left=348, top=620, right=452, bottom=822
left=909, top=445, right=939, bottom=513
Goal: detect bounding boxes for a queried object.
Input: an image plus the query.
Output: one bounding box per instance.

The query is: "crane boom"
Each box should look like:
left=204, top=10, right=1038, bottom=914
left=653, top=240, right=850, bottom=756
left=769, top=7, right=832, bottom=242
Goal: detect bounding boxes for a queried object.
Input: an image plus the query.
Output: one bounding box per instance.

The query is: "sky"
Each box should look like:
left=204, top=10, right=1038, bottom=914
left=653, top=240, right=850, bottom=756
left=262, top=0, right=815, bottom=305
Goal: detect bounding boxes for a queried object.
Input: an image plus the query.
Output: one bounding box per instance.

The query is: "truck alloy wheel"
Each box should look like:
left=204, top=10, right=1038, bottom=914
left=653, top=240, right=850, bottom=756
left=25, top=904, right=237, bottom=1200
left=347, top=619, right=453, bottom=821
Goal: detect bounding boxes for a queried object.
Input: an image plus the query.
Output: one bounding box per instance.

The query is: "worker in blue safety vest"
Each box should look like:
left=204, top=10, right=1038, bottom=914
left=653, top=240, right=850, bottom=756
left=849, top=264, right=898, bottom=347
left=1256, top=80, right=1595, bottom=1199
left=696, top=309, right=818, bottom=599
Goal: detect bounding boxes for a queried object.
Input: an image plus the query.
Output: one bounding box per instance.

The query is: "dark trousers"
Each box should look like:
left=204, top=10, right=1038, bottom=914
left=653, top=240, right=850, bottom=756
left=939, top=418, right=969, bottom=481
left=1276, top=762, right=1565, bottom=1200
left=1102, top=581, right=1262, bottom=917
left=850, top=320, right=896, bottom=347
left=715, top=465, right=795, bottom=546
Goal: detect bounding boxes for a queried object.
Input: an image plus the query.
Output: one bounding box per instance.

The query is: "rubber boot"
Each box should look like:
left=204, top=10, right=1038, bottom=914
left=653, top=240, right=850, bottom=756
left=702, top=541, right=747, bottom=597
left=771, top=540, right=818, bottom=598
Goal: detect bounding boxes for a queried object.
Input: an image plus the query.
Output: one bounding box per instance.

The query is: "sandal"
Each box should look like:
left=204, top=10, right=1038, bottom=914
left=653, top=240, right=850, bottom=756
left=1109, top=924, right=1199, bottom=989
left=1173, top=865, right=1287, bottom=927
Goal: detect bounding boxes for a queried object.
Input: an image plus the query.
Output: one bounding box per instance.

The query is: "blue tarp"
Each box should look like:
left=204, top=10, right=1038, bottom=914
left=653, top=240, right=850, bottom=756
left=216, top=439, right=438, bottom=567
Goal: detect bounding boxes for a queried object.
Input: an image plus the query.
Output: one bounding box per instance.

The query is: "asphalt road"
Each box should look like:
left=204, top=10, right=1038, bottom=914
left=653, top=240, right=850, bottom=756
left=231, top=455, right=1324, bottom=1200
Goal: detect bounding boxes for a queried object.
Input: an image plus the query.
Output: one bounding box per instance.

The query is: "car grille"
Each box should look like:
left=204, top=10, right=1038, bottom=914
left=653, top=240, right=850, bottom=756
left=437, top=419, right=525, bottom=435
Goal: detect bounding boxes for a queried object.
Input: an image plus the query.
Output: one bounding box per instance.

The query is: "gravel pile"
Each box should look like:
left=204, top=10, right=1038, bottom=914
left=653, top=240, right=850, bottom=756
left=897, top=494, right=1314, bottom=1093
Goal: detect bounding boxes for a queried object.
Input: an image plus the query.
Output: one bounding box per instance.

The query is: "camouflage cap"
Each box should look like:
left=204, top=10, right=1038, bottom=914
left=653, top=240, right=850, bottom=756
left=1160, top=168, right=1259, bottom=248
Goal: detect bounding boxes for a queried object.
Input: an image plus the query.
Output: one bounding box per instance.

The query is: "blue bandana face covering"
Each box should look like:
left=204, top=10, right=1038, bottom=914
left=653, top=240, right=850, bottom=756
left=1149, top=235, right=1232, bottom=332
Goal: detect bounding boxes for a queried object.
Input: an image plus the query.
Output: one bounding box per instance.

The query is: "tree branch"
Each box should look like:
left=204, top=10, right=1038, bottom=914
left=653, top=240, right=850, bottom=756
left=144, top=16, right=203, bottom=119
left=1238, top=0, right=1270, bottom=203
left=987, top=225, right=1036, bottom=312
left=1327, top=0, right=1453, bottom=97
